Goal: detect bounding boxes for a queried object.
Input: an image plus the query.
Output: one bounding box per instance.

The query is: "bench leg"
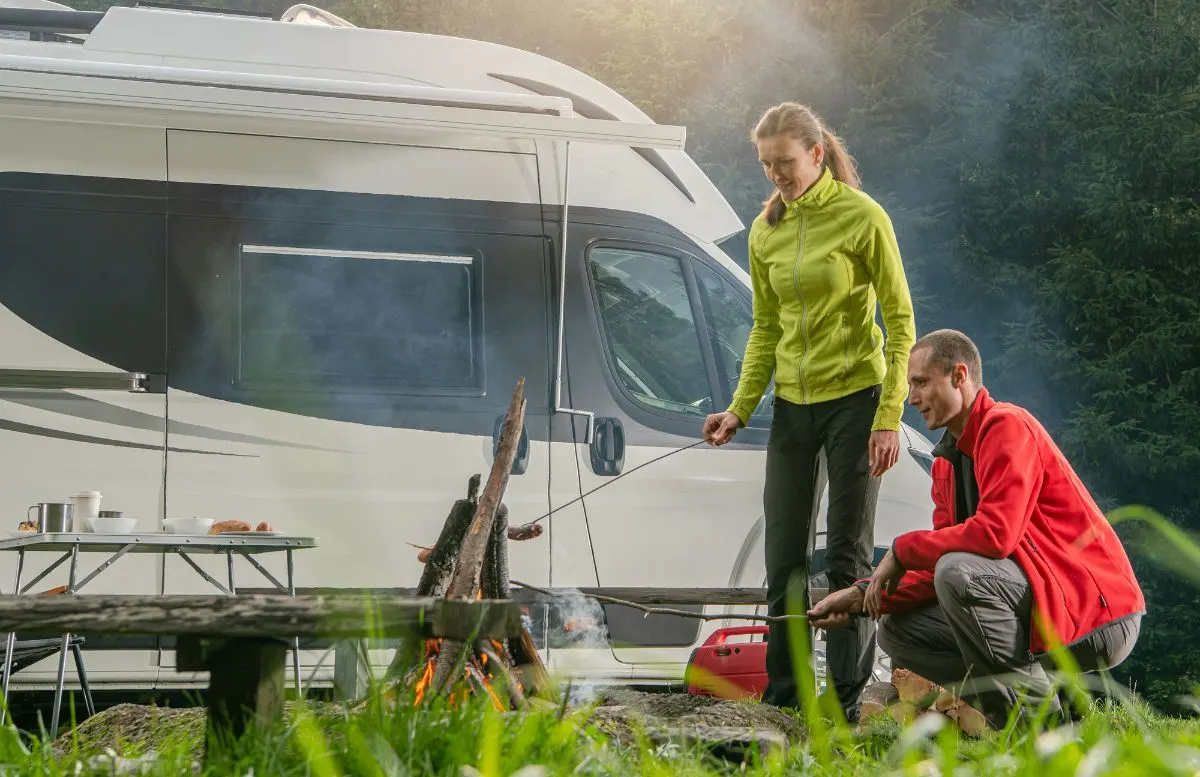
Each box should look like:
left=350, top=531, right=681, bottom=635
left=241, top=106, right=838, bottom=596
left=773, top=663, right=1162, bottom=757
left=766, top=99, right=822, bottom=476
left=179, top=636, right=287, bottom=758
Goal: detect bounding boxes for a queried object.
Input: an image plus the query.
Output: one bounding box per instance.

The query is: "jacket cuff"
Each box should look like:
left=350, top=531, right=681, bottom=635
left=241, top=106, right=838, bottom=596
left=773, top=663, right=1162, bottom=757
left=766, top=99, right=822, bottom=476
left=725, top=402, right=753, bottom=428
left=871, top=404, right=902, bottom=432
left=890, top=538, right=910, bottom=572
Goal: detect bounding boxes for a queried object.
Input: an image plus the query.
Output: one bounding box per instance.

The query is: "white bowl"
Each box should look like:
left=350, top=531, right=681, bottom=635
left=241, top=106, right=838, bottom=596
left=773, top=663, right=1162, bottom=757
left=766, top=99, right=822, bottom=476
left=163, top=517, right=214, bottom=535
left=89, top=516, right=138, bottom=534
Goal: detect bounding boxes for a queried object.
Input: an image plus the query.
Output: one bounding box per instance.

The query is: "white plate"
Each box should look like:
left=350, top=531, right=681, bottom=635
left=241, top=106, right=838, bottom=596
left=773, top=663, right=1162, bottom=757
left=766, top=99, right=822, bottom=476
left=215, top=531, right=283, bottom=537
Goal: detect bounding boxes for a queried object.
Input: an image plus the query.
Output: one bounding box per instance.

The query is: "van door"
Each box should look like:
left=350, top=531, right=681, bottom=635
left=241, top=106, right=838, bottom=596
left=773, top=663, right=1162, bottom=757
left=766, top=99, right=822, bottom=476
left=160, top=130, right=555, bottom=686
left=560, top=223, right=770, bottom=668
left=0, top=115, right=167, bottom=688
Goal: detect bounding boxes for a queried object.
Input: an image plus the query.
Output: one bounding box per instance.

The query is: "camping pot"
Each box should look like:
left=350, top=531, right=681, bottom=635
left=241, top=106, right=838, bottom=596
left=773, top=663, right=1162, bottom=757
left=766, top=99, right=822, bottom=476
left=27, top=502, right=72, bottom=533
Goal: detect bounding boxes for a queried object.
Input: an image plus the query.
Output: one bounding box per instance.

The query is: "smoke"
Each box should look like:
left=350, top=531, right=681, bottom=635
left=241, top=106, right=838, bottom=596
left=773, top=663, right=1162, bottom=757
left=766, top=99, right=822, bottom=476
left=168, top=181, right=548, bottom=437
left=542, top=586, right=609, bottom=707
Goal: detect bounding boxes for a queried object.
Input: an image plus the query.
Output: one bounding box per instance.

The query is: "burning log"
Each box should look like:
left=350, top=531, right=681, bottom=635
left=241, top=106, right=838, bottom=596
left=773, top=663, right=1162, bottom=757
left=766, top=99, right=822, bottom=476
left=431, top=379, right=526, bottom=696
left=386, top=377, right=555, bottom=710
left=385, top=475, right=481, bottom=682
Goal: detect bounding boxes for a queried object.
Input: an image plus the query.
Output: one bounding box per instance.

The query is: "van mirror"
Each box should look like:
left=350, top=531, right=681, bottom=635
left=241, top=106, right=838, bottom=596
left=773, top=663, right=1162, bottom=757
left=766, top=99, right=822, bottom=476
left=493, top=415, right=530, bottom=475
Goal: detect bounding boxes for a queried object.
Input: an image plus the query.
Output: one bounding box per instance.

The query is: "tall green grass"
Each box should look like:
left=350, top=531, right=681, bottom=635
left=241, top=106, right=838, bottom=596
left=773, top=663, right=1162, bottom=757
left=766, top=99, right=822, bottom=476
left=3, top=504, right=1199, bottom=776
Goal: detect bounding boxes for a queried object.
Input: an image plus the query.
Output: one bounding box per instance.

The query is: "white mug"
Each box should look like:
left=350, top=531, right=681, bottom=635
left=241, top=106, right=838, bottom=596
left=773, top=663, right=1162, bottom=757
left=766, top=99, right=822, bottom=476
left=70, top=490, right=102, bottom=532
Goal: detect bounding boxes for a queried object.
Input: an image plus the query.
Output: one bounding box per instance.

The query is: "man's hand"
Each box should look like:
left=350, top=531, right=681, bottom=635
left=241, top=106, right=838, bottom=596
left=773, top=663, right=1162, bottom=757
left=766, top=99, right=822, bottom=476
left=869, top=430, right=900, bottom=478
left=807, top=585, right=865, bottom=631
left=703, top=411, right=742, bottom=446
left=865, top=548, right=904, bottom=620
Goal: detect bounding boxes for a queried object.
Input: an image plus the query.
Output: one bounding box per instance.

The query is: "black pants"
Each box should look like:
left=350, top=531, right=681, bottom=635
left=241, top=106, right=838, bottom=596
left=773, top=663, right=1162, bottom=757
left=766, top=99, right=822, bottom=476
left=763, top=385, right=881, bottom=714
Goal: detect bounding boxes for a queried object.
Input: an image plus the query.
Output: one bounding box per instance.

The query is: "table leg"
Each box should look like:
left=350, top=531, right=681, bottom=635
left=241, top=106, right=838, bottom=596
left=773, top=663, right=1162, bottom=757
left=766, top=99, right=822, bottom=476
left=50, top=544, right=81, bottom=735
left=287, top=550, right=301, bottom=700
left=226, top=550, right=236, bottom=595
left=49, top=632, right=72, bottom=735
left=0, top=550, right=25, bottom=725
left=67, top=544, right=79, bottom=592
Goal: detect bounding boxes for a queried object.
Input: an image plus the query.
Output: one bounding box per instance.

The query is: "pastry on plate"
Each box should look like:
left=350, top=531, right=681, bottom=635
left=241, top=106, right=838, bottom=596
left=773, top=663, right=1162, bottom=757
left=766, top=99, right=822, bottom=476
left=208, top=519, right=252, bottom=534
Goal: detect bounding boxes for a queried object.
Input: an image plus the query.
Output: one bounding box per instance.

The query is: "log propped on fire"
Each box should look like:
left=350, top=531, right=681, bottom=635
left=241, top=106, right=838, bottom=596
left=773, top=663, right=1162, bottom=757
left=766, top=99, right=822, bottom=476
left=386, top=378, right=556, bottom=711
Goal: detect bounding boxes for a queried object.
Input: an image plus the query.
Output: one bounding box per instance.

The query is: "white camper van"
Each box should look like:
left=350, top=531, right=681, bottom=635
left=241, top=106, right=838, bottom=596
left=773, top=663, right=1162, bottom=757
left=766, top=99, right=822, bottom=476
left=0, top=0, right=937, bottom=698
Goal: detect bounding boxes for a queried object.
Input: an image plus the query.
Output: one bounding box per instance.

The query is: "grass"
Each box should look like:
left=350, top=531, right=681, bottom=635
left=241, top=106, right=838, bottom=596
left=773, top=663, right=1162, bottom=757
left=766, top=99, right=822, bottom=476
left=10, top=688, right=1197, bottom=777
left=3, top=503, right=1199, bottom=776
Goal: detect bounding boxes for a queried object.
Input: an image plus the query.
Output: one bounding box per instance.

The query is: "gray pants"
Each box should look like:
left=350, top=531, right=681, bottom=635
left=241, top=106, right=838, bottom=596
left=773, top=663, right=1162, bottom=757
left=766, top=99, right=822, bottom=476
left=878, top=552, right=1141, bottom=727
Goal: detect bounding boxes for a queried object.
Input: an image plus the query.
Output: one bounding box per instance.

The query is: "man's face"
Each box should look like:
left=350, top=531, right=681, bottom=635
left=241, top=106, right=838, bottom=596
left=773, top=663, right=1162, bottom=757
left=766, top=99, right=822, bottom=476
left=907, top=347, right=966, bottom=431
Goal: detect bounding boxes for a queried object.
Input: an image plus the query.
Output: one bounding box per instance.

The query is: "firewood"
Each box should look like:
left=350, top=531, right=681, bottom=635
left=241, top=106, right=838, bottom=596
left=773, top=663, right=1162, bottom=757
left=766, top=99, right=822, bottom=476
left=933, top=689, right=957, bottom=712
left=480, top=504, right=510, bottom=600
left=445, top=379, right=525, bottom=599
left=386, top=476, right=479, bottom=680
left=433, top=379, right=526, bottom=695
left=942, top=699, right=990, bottom=737
left=891, top=668, right=942, bottom=708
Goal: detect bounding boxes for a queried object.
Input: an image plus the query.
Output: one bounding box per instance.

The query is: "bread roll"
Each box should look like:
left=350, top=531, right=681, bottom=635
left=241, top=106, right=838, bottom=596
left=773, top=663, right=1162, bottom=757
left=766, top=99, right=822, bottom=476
left=208, top=519, right=252, bottom=534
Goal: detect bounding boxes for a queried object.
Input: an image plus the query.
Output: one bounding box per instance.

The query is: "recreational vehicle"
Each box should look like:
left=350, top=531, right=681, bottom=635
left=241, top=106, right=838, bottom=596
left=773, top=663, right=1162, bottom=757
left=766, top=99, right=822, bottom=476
left=0, top=0, right=937, bottom=701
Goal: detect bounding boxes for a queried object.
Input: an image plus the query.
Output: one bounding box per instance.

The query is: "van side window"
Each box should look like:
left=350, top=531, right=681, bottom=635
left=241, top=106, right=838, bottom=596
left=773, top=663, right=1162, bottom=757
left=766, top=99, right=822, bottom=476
left=692, top=261, right=774, bottom=424
left=236, top=245, right=481, bottom=392
left=587, top=247, right=712, bottom=417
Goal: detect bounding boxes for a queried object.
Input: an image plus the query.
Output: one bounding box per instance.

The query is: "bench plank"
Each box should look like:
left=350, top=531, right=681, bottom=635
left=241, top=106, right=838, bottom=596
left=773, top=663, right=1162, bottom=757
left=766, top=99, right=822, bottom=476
left=240, top=586, right=772, bottom=606
left=0, top=594, right=523, bottom=641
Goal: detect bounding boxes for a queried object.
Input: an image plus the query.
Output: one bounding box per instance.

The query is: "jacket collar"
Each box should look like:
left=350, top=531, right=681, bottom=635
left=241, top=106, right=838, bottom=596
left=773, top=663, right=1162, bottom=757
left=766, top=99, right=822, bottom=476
left=931, top=386, right=994, bottom=461
left=956, top=386, right=994, bottom=459
left=784, top=166, right=837, bottom=211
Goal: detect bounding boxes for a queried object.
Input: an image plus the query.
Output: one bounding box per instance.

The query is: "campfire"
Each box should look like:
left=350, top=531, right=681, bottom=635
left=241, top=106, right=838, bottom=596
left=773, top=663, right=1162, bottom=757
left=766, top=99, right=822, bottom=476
left=388, top=379, right=553, bottom=712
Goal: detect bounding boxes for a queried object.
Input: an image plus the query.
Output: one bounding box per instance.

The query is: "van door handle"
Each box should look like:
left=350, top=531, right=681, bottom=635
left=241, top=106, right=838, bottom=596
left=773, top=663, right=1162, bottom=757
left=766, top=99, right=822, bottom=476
left=589, top=417, right=624, bottom=477
left=493, top=415, right=530, bottom=475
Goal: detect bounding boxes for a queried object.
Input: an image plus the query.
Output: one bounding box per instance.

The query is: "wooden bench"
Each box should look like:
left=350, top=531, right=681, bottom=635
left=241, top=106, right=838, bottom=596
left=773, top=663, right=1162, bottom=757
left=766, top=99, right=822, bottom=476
left=0, top=593, right=523, bottom=756
left=241, top=585, right=839, bottom=700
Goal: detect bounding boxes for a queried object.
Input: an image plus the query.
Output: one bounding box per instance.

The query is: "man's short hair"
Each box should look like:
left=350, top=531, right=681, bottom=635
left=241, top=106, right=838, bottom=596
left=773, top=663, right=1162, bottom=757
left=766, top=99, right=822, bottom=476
left=913, top=329, right=983, bottom=385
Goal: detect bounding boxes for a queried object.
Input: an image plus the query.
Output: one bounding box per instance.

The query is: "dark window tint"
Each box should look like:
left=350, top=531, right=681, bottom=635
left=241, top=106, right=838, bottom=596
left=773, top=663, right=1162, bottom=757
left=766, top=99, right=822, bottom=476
left=236, top=245, right=480, bottom=391
left=587, top=247, right=712, bottom=417
left=693, top=261, right=774, bottom=424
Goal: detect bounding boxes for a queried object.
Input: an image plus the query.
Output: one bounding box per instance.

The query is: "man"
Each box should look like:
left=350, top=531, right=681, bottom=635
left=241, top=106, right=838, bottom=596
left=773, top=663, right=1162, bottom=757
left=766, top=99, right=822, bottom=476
left=808, top=329, right=1145, bottom=728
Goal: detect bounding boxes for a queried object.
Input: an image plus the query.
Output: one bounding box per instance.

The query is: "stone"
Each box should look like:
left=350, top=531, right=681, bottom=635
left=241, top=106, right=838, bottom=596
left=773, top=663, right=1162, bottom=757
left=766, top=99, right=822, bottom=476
left=859, top=681, right=900, bottom=721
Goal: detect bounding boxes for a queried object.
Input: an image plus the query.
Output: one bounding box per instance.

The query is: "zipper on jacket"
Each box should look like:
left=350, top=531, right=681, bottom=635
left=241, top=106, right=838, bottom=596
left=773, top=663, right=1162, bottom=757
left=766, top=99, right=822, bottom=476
left=792, top=207, right=811, bottom=403
left=842, top=316, right=851, bottom=381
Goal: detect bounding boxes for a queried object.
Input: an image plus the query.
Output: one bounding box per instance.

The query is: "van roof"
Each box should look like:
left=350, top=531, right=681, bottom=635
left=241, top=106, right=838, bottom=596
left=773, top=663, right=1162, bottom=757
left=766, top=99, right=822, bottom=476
left=0, top=1, right=746, bottom=246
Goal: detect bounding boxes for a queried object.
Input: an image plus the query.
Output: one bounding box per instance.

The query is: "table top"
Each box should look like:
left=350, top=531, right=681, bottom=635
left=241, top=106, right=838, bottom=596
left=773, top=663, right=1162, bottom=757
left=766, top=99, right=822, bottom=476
left=0, top=532, right=318, bottom=554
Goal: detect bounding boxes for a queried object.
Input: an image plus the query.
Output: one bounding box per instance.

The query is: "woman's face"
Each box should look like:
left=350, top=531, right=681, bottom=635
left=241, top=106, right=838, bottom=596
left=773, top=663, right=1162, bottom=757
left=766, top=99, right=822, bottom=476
left=757, top=134, right=823, bottom=202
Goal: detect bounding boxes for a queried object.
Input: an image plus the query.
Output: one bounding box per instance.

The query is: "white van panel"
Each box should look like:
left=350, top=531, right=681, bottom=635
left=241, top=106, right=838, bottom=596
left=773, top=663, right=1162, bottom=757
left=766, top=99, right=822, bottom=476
left=165, top=130, right=542, bottom=204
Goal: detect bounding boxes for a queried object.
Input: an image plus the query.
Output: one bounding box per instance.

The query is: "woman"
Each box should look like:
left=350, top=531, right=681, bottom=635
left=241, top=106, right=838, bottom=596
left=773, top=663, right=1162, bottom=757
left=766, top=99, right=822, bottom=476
left=702, top=102, right=916, bottom=719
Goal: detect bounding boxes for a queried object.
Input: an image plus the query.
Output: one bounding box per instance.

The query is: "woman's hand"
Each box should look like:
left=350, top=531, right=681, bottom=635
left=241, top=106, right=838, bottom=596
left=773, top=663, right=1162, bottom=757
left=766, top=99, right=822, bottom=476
left=868, top=430, right=900, bottom=478
left=703, top=412, right=742, bottom=446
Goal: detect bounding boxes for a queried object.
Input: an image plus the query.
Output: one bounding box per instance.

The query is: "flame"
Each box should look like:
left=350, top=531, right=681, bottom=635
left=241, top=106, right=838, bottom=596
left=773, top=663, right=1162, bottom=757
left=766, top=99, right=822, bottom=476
left=409, top=635, right=521, bottom=711
left=412, top=639, right=439, bottom=706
